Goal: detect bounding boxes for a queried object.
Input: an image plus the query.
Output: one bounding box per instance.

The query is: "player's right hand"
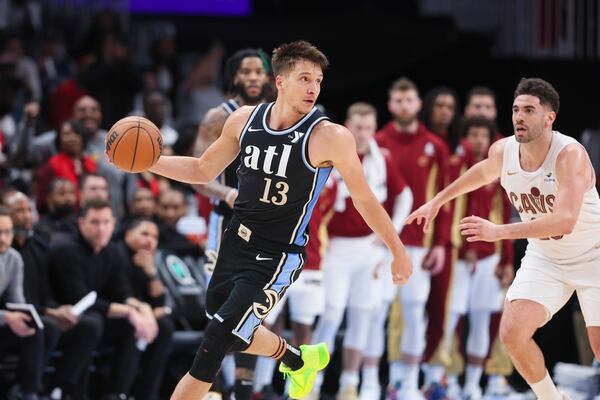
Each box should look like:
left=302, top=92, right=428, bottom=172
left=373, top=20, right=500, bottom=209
left=5, top=311, right=35, bottom=337
left=405, top=200, right=441, bottom=233
left=391, top=247, right=412, bottom=285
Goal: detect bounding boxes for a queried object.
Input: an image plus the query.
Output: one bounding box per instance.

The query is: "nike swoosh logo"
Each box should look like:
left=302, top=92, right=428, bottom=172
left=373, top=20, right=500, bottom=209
left=256, top=254, right=273, bottom=261
left=507, top=171, right=518, bottom=176
left=248, top=127, right=263, bottom=132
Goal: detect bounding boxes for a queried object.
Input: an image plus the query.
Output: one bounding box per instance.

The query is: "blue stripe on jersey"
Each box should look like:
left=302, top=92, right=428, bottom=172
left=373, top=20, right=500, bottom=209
left=206, top=210, right=223, bottom=253
left=222, top=99, right=240, bottom=114
left=293, top=167, right=331, bottom=246
left=233, top=253, right=304, bottom=342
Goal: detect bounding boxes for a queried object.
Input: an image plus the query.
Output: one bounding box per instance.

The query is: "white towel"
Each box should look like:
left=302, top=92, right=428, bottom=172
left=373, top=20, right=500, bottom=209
left=334, top=139, right=388, bottom=212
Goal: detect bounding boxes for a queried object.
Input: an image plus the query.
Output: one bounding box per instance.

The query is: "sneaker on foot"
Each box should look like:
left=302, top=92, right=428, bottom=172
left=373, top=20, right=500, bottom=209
left=336, top=385, right=359, bottom=400
left=398, top=387, right=425, bottom=400
left=446, top=381, right=461, bottom=400
left=359, top=383, right=381, bottom=400
left=485, top=376, right=514, bottom=397
left=279, top=343, right=330, bottom=399
left=462, top=386, right=482, bottom=400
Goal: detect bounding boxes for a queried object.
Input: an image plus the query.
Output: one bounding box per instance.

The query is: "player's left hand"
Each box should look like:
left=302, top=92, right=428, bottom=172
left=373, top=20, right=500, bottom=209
left=495, top=264, right=515, bottom=289
left=391, top=247, right=412, bottom=285
left=423, top=245, right=445, bottom=275
left=459, top=216, right=500, bottom=242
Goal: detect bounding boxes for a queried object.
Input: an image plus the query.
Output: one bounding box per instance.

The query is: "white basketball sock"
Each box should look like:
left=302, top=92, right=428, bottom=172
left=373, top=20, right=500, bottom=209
left=403, top=363, right=420, bottom=390
left=530, top=370, right=562, bottom=400
left=362, top=365, right=379, bottom=388
left=465, top=364, right=483, bottom=391
left=340, top=370, right=360, bottom=388
left=389, top=361, right=404, bottom=384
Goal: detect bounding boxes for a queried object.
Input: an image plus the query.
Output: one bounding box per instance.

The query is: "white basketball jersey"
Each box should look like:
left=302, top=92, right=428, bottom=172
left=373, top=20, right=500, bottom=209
left=500, top=131, right=600, bottom=262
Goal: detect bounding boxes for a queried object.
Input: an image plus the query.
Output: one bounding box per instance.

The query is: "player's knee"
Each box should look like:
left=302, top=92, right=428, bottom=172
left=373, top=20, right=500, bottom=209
left=189, top=320, right=245, bottom=382
left=499, top=314, right=528, bottom=350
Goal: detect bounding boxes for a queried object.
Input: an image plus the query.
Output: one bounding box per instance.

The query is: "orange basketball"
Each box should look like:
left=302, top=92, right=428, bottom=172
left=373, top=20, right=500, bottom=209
left=105, top=116, right=163, bottom=173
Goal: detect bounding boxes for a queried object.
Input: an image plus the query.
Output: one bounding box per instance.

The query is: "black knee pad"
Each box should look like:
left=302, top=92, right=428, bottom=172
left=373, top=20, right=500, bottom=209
left=189, top=319, right=246, bottom=382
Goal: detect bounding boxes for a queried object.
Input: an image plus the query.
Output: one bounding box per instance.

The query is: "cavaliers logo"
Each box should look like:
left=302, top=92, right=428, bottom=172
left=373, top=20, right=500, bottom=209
left=252, top=289, right=280, bottom=319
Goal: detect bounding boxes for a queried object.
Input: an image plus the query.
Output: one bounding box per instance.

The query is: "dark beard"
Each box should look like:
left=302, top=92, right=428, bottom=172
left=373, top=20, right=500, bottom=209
left=49, top=204, right=74, bottom=219
left=394, top=114, right=417, bottom=127
left=234, top=83, right=267, bottom=104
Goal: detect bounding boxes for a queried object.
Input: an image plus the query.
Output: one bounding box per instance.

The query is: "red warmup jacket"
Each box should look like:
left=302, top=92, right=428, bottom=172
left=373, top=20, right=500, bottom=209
left=459, top=180, right=514, bottom=266
left=35, top=152, right=97, bottom=211
left=328, top=153, right=406, bottom=238
left=376, top=121, right=451, bottom=248
left=304, top=177, right=337, bottom=271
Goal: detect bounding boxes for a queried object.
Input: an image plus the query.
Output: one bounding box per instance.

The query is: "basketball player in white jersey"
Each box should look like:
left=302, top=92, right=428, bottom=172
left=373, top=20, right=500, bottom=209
left=406, top=78, right=600, bottom=400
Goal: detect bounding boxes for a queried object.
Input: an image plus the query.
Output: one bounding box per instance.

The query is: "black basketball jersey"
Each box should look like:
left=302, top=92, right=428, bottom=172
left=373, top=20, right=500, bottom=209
left=213, top=99, right=241, bottom=217
left=233, top=102, right=331, bottom=250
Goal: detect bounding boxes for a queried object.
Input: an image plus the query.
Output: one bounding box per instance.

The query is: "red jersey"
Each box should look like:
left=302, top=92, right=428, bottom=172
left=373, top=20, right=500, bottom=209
left=376, top=121, right=450, bottom=247
left=459, top=180, right=514, bottom=265
left=305, top=177, right=337, bottom=270
left=328, top=153, right=406, bottom=238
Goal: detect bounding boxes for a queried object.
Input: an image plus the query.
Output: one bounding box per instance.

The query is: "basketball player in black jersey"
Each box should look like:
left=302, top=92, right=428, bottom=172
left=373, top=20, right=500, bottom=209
left=193, top=48, right=271, bottom=400
left=148, top=41, right=412, bottom=400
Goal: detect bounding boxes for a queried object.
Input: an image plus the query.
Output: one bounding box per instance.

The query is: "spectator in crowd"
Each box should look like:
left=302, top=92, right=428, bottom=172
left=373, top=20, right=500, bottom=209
left=48, top=199, right=157, bottom=400
left=143, top=89, right=178, bottom=151
left=176, top=43, right=225, bottom=126
left=376, top=77, right=451, bottom=399
left=3, top=35, right=41, bottom=102
left=79, top=173, right=110, bottom=205
left=464, top=86, right=497, bottom=121
left=421, top=86, right=460, bottom=149
left=128, top=187, right=157, bottom=219
left=149, top=35, right=178, bottom=104
left=35, top=177, right=77, bottom=242
left=0, top=51, right=21, bottom=141
left=81, top=34, right=142, bottom=129
left=0, top=206, right=57, bottom=400
left=156, top=188, right=203, bottom=259
left=120, top=218, right=175, bottom=400
left=4, top=191, right=102, bottom=400
left=0, top=0, right=42, bottom=47
left=34, top=119, right=97, bottom=211
left=37, top=30, right=73, bottom=108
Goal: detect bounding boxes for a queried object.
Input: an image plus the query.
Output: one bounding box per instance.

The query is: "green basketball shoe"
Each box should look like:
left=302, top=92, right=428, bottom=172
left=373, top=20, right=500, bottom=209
left=279, top=343, right=330, bottom=399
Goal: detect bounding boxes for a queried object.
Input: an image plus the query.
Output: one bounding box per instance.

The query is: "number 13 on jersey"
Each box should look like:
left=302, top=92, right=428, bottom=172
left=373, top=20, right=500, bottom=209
left=259, top=177, right=289, bottom=205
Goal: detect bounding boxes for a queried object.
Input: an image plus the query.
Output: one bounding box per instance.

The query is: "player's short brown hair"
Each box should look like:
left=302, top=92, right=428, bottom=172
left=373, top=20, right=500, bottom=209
left=389, top=77, right=419, bottom=96
left=346, top=102, right=377, bottom=120
left=466, top=86, right=496, bottom=105
left=271, top=40, right=329, bottom=76
left=514, top=78, right=560, bottom=113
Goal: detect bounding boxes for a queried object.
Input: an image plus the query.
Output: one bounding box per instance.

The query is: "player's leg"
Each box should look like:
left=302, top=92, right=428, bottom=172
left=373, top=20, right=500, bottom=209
left=398, top=246, right=431, bottom=399
left=463, top=254, right=502, bottom=399
left=311, top=240, right=352, bottom=396
left=499, top=299, right=562, bottom=398
left=337, top=243, right=384, bottom=399
left=360, top=254, right=395, bottom=400
left=423, top=246, right=454, bottom=390
left=501, top=257, right=573, bottom=400
left=253, top=297, right=287, bottom=397
left=435, top=257, right=470, bottom=398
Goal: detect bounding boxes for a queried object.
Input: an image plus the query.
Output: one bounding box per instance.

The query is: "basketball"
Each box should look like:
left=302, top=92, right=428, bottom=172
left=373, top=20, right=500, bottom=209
left=105, top=116, right=163, bottom=173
